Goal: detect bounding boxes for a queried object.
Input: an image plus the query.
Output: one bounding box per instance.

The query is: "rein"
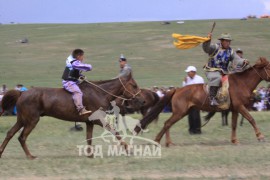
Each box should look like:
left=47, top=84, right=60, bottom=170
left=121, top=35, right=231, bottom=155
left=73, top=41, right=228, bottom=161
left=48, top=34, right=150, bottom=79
left=118, top=77, right=141, bottom=98
left=83, top=77, right=141, bottom=103
left=252, top=62, right=270, bottom=81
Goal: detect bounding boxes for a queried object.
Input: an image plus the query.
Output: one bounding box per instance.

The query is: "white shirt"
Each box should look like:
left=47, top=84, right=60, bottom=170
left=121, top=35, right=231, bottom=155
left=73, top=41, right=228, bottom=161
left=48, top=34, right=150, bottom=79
left=182, top=74, right=204, bottom=87
left=253, top=101, right=264, bottom=111
left=156, top=90, right=164, bottom=98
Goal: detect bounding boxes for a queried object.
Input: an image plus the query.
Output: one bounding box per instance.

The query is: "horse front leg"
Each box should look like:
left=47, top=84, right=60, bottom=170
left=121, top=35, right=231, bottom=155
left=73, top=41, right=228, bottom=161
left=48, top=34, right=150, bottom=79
left=86, top=122, right=94, bottom=158
left=155, top=112, right=184, bottom=146
left=231, top=111, right=239, bottom=144
left=238, top=105, right=265, bottom=142
left=95, top=119, right=129, bottom=152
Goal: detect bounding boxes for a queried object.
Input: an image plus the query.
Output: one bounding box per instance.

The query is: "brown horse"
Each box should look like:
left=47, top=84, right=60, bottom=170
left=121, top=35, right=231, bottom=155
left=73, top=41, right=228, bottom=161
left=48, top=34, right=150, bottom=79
left=112, top=88, right=159, bottom=131
left=134, top=57, right=269, bottom=146
left=116, top=88, right=160, bottom=117
left=0, top=73, right=142, bottom=159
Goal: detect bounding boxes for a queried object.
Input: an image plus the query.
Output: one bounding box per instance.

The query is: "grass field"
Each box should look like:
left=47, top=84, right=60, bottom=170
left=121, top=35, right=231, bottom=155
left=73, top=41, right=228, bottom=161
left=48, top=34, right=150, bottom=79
left=1, top=19, right=270, bottom=179
left=1, top=112, right=270, bottom=179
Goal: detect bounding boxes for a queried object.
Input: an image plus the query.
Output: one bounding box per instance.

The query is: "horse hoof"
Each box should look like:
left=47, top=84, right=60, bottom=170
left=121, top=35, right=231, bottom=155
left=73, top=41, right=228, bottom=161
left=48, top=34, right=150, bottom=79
left=231, top=139, right=239, bottom=145
left=87, top=154, right=94, bottom=158
left=165, top=142, right=175, bottom=147
left=120, top=141, right=128, bottom=149
left=258, top=137, right=265, bottom=142
left=132, top=130, right=138, bottom=136
left=27, top=155, right=37, bottom=160
left=257, top=134, right=265, bottom=142
left=154, top=139, right=161, bottom=145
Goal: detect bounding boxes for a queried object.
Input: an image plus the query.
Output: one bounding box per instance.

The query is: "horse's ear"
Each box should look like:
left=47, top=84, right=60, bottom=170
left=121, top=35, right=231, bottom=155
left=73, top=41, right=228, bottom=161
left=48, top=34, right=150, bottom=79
left=255, top=57, right=268, bottom=68
left=260, top=57, right=268, bottom=63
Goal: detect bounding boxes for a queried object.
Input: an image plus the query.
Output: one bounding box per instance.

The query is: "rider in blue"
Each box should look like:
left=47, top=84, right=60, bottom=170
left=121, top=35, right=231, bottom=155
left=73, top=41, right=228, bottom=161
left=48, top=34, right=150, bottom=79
left=203, top=33, right=248, bottom=106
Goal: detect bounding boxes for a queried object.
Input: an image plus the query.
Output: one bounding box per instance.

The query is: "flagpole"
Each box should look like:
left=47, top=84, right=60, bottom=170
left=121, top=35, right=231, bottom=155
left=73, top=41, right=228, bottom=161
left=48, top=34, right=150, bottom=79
left=210, top=22, right=216, bottom=34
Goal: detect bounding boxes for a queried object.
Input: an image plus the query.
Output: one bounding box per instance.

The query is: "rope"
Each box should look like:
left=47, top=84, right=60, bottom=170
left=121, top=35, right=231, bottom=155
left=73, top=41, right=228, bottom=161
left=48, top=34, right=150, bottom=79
left=201, top=116, right=211, bottom=127
left=252, top=62, right=270, bottom=81
left=83, top=77, right=139, bottom=102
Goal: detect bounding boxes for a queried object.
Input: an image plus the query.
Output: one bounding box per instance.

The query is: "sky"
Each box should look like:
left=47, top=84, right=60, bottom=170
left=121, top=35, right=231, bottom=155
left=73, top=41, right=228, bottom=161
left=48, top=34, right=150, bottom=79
left=0, top=0, right=270, bottom=24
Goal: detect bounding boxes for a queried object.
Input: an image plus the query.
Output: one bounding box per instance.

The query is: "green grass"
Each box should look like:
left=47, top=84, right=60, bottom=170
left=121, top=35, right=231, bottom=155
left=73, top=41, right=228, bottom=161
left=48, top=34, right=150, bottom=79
left=1, top=19, right=270, bottom=179
left=1, top=112, right=270, bottom=179
left=1, top=19, right=270, bottom=88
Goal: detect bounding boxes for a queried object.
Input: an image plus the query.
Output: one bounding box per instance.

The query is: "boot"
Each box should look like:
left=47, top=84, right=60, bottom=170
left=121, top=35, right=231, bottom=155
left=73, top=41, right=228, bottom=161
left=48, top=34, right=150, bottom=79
left=79, top=108, right=92, bottom=115
left=209, top=86, right=219, bottom=106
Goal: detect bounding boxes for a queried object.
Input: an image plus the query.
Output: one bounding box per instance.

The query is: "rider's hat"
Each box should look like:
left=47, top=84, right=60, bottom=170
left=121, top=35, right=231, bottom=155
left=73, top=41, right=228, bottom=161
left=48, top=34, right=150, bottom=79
left=119, top=54, right=126, bottom=62
left=218, top=33, right=233, bottom=41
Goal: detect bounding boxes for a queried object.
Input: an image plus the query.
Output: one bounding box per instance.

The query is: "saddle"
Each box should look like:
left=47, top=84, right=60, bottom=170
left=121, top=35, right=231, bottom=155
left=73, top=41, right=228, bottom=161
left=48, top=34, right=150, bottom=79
left=204, top=75, right=230, bottom=110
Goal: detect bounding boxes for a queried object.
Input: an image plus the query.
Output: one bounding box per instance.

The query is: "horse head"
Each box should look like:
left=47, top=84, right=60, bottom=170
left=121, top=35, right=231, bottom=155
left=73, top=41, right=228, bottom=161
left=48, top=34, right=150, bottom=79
left=253, top=57, right=270, bottom=82
left=119, top=72, right=145, bottom=106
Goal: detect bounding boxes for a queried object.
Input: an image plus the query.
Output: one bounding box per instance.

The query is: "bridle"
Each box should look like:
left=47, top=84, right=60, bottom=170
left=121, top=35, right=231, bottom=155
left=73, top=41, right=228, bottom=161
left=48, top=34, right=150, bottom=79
left=83, top=77, right=141, bottom=102
left=118, top=77, right=141, bottom=99
left=252, top=62, right=270, bottom=81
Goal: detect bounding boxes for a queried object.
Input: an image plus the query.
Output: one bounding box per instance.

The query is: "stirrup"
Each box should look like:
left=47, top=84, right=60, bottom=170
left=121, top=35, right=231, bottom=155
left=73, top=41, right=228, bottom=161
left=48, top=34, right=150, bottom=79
left=210, top=98, right=219, bottom=106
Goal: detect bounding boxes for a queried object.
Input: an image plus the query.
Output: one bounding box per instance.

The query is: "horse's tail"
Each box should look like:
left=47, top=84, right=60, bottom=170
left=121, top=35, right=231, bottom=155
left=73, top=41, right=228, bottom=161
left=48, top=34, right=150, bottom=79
left=204, top=111, right=216, bottom=121
left=1, top=90, right=22, bottom=115
left=134, top=89, right=176, bottom=134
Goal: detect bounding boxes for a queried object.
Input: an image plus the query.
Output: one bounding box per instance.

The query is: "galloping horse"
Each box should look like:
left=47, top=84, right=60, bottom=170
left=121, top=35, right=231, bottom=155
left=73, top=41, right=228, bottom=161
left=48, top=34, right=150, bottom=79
left=134, top=57, right=269, bottom=146
left=0, top=73, right=142, bottom=159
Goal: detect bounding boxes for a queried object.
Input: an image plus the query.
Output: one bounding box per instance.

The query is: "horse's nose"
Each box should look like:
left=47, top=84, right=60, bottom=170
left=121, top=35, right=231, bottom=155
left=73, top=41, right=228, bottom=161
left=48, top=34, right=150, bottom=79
left=139, top=99, right=145, bottom=106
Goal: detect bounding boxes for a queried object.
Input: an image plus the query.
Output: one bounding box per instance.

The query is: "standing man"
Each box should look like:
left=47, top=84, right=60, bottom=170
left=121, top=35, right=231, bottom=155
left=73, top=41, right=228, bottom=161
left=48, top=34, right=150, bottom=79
left=182, top=66, right=204, bottom=134
left=117, top=54, right=132, bottom=77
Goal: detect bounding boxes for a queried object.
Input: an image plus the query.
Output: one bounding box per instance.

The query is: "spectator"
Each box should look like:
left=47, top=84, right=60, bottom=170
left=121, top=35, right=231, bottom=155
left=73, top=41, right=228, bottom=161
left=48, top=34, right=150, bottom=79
left=253, top=99, right=264, bottom=111
left=183, top=66, right=204, bottom=134
left=236, top=48, right=243, bottom=58
left=116, top=54, right=132, bottom=77
left=0, top=84, right=8, bottom=95
left=13, top=84, right=28, bottom=115
left=16, top=84, right=28, bottom=91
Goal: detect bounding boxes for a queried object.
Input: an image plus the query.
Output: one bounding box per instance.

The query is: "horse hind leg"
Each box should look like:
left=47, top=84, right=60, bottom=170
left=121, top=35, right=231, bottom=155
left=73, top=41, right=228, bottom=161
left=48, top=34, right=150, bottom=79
left=0, top=121, right=23, bottom=158
left=18, top=118, right=40, bottom=159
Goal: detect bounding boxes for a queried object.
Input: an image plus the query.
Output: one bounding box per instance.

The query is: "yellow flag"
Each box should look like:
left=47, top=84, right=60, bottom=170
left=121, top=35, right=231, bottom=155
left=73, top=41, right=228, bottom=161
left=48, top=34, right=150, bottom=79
left=172, top=33, right=210, bottom=49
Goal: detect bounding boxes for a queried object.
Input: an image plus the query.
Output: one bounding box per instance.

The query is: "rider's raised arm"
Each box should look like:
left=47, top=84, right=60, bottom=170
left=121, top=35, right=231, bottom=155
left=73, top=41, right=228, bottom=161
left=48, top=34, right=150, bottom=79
left=202, top=39, right=218, bottom=55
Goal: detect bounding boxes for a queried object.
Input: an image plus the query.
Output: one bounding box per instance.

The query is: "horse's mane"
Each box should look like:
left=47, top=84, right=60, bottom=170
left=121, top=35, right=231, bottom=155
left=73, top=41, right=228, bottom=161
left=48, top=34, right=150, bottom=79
left=253, top=57, right=269, bottom=68
left=90, top=78, right=118, bottom=85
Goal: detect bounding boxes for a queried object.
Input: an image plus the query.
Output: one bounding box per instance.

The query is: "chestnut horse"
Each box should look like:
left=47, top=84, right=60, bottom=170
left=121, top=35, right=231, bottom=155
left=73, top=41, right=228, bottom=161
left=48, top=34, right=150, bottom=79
left=0, top=73, right=142, bottom=159
left=134, top=57, right=269, bottom=146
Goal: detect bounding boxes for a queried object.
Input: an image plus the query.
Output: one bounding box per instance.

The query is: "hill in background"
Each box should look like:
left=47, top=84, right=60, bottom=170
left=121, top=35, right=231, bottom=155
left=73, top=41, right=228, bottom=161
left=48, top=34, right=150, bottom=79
left=1, top=19, right=270, bottom=88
